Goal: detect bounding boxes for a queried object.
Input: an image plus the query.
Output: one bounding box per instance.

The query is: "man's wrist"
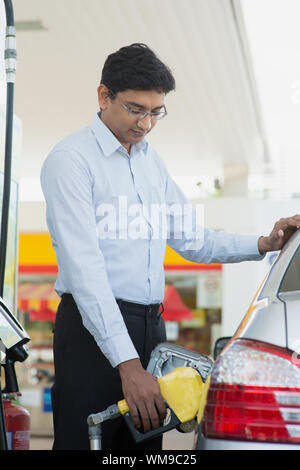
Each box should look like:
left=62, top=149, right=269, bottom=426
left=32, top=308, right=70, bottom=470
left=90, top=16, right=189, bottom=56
left=258, top=236, right=270, bottom=255
left=117, top=358, right=143, bottom=375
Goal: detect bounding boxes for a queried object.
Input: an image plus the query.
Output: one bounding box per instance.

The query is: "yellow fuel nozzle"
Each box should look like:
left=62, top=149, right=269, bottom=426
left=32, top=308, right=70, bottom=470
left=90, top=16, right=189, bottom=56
left=157, top=367, right=204, bottom=423
left=88, top=366, right=206, bottom=449
left=117, top=366, right=204, bottom=425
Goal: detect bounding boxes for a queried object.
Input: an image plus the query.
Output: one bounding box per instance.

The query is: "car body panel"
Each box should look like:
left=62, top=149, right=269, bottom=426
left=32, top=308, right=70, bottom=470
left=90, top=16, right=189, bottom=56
left=258, top=233, right=299, bottom=301
left=236, top=298, right=287, bottom=348
left=196, top=432, right=300, bottom=450
left=196, top=230, right=300, bottom=450
left=279, top=291, right=300, bottom=352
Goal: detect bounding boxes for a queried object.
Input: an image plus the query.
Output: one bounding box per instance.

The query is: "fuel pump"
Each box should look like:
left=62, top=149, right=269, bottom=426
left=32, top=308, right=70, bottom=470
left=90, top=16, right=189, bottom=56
left=0, top=298, right=31, bottom=449
left=0, top=0, right=31, bottom=450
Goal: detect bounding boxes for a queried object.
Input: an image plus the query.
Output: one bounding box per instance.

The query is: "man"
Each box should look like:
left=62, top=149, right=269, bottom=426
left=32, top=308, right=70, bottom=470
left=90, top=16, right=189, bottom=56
left=40, top=43, right=300, bottom=450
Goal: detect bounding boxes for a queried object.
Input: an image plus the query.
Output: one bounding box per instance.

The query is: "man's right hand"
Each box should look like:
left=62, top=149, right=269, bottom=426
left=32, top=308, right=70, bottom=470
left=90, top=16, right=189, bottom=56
left=117, top=358, right=166, bottom=433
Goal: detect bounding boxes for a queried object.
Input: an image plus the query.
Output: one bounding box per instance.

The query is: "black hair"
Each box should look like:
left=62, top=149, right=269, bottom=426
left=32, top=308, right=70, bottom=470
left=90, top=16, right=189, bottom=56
left=101, top=43, right=175, bottom=96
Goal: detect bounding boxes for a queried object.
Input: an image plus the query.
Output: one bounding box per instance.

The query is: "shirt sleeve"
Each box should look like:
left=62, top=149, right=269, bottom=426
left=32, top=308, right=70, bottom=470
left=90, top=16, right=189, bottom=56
left=162, top=167, right=265, bottom=264
left=40, top=149, right=139, bottom=368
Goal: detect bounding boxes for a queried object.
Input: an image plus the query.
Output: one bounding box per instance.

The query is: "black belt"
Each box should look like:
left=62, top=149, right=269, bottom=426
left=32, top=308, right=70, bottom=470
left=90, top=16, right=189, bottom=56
left=116, top=298, right=164, bottom=318
left=61, top=293, right=164, bottom=318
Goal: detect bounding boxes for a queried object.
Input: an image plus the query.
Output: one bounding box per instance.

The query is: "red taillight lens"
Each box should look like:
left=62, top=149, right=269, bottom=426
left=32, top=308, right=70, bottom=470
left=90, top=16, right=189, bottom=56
left=203, top=339, right=300, bottom=443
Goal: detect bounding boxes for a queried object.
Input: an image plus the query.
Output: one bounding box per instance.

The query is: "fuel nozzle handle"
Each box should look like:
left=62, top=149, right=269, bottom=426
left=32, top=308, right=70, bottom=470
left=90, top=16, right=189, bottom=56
left=1, top=343, right=29, bottom=394
left=2, top=359, right=18, bottom=393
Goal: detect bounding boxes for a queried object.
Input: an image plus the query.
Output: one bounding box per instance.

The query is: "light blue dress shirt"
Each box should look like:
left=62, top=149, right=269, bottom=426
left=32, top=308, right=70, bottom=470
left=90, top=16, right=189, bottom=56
left=40, top=114, right=264, bottom=367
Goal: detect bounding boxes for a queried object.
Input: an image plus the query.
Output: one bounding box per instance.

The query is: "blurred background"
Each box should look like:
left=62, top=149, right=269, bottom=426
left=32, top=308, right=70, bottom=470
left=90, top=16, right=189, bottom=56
left=0, top=0, right=300, bottom=442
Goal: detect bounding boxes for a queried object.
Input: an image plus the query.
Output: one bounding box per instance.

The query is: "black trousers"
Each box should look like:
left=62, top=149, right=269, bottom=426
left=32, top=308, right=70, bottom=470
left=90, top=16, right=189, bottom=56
left=51, top=294, right=166, bottom=450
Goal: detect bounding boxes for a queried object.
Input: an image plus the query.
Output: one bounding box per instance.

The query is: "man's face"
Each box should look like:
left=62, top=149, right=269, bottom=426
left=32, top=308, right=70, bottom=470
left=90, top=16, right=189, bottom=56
left=97, top=86, right=166, bottom=151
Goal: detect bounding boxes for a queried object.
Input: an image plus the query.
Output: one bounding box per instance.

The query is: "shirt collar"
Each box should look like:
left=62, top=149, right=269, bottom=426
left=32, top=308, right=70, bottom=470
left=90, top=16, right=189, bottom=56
left=90, top=113, right=148, bottom=157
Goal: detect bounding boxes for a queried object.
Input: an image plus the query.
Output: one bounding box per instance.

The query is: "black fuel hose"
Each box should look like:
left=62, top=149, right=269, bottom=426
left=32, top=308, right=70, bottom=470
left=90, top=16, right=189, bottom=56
left=3, top=0, right=13, bottom=25
left=0, top=0, right=16, bottom=451
left=0, top=0, right=16, bottom=298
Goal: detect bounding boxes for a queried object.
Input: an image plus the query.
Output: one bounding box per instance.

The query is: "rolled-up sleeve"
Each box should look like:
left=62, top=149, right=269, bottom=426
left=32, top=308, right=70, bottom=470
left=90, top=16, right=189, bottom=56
left=40, top=149, right=139, bottom=367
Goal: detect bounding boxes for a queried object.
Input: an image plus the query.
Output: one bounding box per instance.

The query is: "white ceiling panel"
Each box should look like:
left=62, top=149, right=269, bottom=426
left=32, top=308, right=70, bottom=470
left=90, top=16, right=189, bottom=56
left=9, top=0, right=266, bottom=197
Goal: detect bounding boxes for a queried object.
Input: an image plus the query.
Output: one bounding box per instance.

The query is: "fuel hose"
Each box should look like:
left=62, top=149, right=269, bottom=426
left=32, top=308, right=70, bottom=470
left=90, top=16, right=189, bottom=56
left=0, top=0, right=16, bottom=297
left=0, top=0, right=16, bottom=451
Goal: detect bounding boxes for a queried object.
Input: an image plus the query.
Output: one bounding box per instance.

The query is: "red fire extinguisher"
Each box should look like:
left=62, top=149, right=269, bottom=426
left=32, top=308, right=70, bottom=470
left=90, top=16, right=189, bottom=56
left=3, top=393, right=30, bottom=450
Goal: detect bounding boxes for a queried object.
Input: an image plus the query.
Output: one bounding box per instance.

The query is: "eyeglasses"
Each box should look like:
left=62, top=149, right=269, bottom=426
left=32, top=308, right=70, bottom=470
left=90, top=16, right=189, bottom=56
left=111, top=93, right=167, bottom=121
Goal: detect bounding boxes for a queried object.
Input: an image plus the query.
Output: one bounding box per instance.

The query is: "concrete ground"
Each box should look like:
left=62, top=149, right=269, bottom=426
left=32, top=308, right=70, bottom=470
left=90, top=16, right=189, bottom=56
left=30, top=429, right=195, bottom=450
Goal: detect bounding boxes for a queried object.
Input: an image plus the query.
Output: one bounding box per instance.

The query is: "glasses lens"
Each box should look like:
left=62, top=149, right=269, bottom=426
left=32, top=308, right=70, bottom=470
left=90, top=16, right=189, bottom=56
left=128, top=109, right=146, bottom=119
left=127, top=107, right=167, bottom=121
left=153, top=111, right=167, bottom=121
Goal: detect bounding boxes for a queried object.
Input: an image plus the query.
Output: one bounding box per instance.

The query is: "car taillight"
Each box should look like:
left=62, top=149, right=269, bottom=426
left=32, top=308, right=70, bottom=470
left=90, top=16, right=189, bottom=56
left=202, top=339, right=300, bottom=443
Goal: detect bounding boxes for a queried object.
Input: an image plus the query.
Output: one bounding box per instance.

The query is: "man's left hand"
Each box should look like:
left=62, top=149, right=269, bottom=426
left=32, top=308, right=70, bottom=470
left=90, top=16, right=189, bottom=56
left=258, top=215, right=300, bottom=254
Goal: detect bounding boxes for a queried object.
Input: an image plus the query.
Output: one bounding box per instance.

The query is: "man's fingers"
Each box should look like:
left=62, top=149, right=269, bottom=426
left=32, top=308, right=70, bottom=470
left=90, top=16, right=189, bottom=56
left=138, top=399, right=165, bottom=432
left=259, top=214, right=300, bottom=253
left=119, top=362, right=166, bottom=434
left=288, top=216, right=300, bottom=228
left=146, top=402, right=160, bottom=431
left=143, top=398, right=166, bottom=431
left=127, top=402, right=141, bottom=430
left=129, top=398, right=165, bottom=433
left=276, top=217, right=300, bottom=230
left=292, top=214, right=300, bottom=225
left=274, top=218, right=300, bottom=240
left=155, top=397, right=167, bottom=423
left=128, top=400, right=152, bottom=433
left=137, top=403, right=152, bottom=433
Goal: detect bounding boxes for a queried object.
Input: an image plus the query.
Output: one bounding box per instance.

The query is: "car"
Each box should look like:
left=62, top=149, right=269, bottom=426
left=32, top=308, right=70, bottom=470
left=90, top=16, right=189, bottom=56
left=195, top=228, right=300, bottom=450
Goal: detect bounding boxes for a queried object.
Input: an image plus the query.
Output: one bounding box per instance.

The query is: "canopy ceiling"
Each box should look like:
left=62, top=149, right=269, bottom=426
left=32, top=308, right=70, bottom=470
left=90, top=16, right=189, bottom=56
left=5, top=0, right=267, bottom=199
